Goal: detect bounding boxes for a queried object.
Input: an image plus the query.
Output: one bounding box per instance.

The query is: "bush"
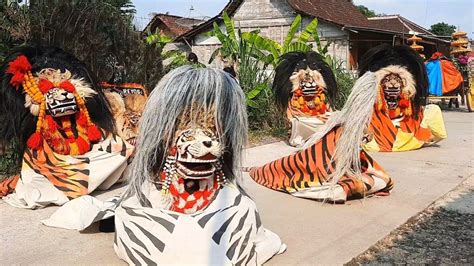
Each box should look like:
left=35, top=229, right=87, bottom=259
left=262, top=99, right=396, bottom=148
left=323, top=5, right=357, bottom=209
left=0, top=141, right=21, bottom=179
left=325, top=56, right=356, bottom=109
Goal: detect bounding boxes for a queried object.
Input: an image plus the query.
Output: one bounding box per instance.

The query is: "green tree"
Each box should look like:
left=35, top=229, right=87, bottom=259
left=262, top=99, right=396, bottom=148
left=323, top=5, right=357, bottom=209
left=357, top=5, right=377, bottom=18
left=429, top=22, right=456, bottom=36
left=0, top=0, right=30, bottom=61
left=0, top=0, right=162, bottom=90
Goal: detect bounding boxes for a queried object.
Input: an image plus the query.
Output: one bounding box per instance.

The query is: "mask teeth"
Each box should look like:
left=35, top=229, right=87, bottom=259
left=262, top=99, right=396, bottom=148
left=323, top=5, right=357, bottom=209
left=199, top=179, right=208, bottom=191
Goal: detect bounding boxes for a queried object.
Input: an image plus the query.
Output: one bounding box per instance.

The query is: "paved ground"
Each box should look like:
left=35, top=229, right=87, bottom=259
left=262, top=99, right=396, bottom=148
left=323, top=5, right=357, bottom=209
left=348, top=176, right=473, bottom=264
left=0, top=111, right=472, bottom=265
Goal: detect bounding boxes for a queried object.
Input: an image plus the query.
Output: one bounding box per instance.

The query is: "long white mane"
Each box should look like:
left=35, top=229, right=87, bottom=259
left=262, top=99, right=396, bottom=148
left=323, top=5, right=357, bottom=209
left=124, top=66, right=248, bottom=204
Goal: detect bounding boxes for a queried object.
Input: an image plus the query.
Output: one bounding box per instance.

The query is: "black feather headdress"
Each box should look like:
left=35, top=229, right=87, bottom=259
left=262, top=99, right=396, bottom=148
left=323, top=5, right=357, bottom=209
left=273, top=51, right=338, bottom=112
left=358, top=44, right=428, bottom=116
left=0, top=46, right=115, bottom=155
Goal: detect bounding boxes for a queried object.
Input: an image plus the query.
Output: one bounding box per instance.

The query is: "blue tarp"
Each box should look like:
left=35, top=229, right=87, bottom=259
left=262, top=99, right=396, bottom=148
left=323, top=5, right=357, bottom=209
left=426, top=60, right=443, bottom=96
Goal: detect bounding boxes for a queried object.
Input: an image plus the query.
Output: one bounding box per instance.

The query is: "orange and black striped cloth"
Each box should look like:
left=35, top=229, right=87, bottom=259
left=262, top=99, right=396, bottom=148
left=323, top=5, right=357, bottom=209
left=0, top=134, right=133, bottom=208
left=0, top=175, right=19, bottom=197
left=250, top=127, right=393, bottom=202
left=364, top=104, right=447, bottom=152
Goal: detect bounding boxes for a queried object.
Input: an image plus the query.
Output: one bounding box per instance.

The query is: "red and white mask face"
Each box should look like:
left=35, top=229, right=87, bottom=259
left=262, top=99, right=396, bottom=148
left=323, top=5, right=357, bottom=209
left=374, top=65, right=417, bottom=119
left=25, top=68, right=97, bottom=117
left=161, top=115, right=226, bottom=214
left=175, top=127, right=222, bottom=180
left=288, top=66, right=328, bottom=116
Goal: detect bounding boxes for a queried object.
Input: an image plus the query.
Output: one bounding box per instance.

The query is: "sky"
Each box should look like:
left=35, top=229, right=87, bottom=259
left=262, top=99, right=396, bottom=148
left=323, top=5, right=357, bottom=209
left=133, top=0, right=473, bottom=37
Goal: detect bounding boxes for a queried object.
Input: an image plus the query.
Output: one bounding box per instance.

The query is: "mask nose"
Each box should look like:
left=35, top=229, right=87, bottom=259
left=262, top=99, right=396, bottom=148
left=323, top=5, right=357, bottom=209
left=203, top=140, right=212, bottom=148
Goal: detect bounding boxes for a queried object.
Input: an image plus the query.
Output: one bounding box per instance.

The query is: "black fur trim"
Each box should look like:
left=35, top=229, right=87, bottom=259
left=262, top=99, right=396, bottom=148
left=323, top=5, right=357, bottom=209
left=358, top=44, right=428, bottom=117
left=0, top=46, right=116, bottom=154
left=272, top=51, right=338, bottom=112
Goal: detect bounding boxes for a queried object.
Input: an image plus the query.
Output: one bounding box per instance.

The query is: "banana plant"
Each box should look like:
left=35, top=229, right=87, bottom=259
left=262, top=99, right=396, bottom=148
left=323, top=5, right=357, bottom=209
left=208, top=12, right=271, bottom=67
left=145, top=29, right=173, bottom=53
left=207, top=11, right=273, bottom=106
left=146, top=29, right=188, bottom=70
left=312, top=26, right=331, bottom=59
left=241, top=15, right=319, bottom=67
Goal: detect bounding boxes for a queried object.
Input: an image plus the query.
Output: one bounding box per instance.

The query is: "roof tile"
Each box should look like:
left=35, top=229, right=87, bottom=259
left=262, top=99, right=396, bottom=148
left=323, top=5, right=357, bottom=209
left=287, top=0, right=369, bottom=27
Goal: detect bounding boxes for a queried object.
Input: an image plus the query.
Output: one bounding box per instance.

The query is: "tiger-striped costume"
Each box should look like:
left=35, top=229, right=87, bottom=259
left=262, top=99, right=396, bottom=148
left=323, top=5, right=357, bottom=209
left=364, top=104, right=447, bottom=152
left=42, top=182, right=285, bottom=265
left=250, top=126, right=393, bottom=202
left=0, top=174, right=19, bottom=197
left=1, top=46, right=131, bottom=209
left=2, top=134, right=133, bottom=209
left=358, top=45, right=447, bottom=152
left=114, top=183, right=284, bottom=265
left=42, top=66, right=285, bottom=265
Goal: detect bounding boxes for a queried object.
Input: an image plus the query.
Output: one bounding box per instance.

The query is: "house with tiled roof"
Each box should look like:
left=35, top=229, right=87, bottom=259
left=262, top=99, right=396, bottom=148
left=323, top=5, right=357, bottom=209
left=176, top=0, right=450, bottom=70
left=367, top=15, right=434, bottom=36
left=143, top=13, right=205, bottom=38
left=354, top=15, right=450, bottom=53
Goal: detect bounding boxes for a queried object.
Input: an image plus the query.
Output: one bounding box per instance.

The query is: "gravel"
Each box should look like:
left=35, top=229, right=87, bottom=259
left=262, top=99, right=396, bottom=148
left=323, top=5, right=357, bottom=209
left=347, top=188, right=474, bottom=265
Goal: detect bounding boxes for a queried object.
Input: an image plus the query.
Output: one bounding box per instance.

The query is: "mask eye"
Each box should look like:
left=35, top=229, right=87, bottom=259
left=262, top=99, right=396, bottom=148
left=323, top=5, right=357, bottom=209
left=203, top=130, right=214, bottom=137
left=295, top=61, right=306, bottom=70
left=180, top=134, right=195, bottom=142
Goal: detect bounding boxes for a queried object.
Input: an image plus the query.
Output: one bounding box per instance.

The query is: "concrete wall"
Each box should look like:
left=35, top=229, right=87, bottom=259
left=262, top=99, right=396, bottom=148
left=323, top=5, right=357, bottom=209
left=190, top=0, right=350, bottom=68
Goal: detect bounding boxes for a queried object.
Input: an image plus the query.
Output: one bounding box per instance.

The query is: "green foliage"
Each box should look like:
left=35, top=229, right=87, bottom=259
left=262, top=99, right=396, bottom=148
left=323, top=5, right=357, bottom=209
left=210, top=13, right=321, bottom=67
left=208, top=12, right=241, bottom=65
left=430, top=22, right=456, bottom=36
left=207, top=12, right=285, bottom=130
left=207, top=13, right=356, bottom=131
left=146, top=31, right=173, bottom=48
left=0, top=1, right=29, bottom=61
left=145, top=29, right=189, bottom=75
left=236, top=30, right=283, bottom=130
left=312, top=27, right=330, bottom=56
left=242, top=15, right=320, bottom=67
left=0, top=141, right=21, bottom=178
left=324, top=56, right=356, bottom=110
left=0, top=0, right=163, bottom=91
left=357, top=5, right=377, bottom=18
